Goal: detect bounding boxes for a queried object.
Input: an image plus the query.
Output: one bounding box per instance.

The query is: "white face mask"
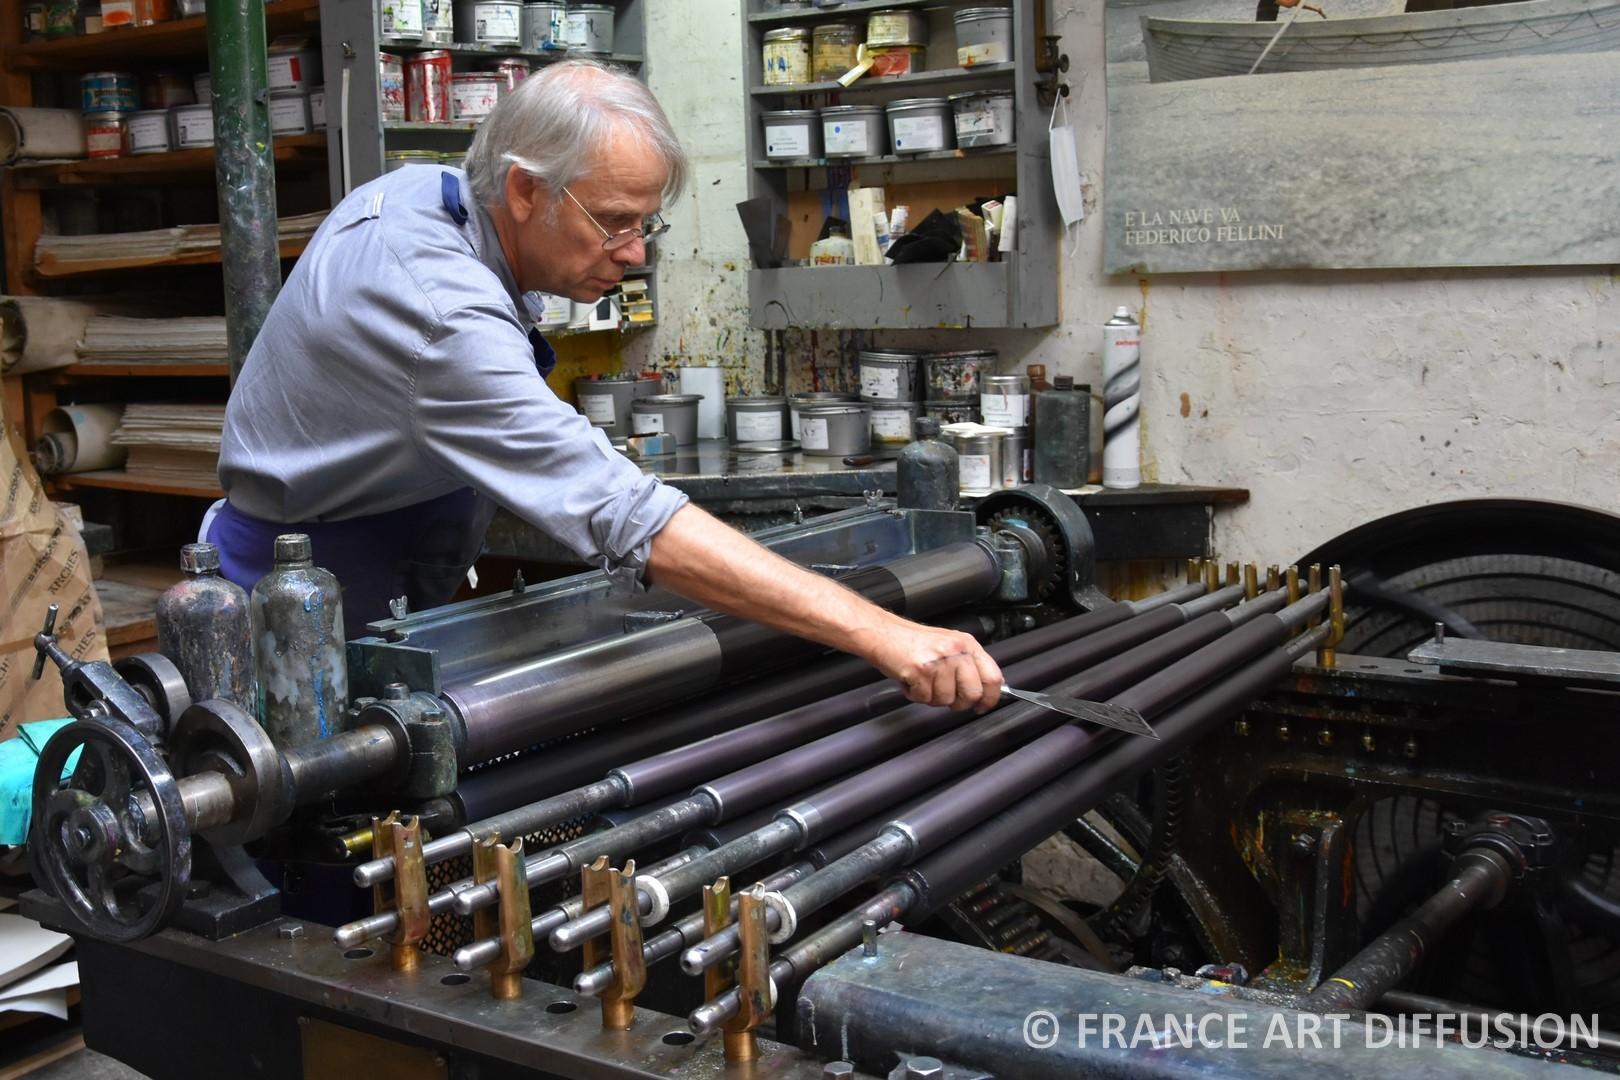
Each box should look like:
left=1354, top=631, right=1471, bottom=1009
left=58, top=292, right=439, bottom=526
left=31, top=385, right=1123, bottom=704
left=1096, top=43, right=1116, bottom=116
left=1049, top=90, right=1085, bottom=248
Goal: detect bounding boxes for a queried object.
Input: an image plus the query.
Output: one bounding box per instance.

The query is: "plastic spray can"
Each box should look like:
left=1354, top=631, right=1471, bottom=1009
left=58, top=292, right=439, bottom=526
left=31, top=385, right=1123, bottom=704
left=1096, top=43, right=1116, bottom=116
left=897, top=416, right=959, bottom=511
left=156, top=542, right=255, bottom=712
left=1103, top=306, right=1142, bottom=489
left=252, top=533, right=348, bottom=750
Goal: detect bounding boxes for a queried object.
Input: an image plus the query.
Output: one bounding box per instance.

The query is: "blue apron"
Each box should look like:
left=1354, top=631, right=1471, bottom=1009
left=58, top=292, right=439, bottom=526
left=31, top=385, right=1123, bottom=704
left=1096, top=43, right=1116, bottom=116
left=208, top=173, right=556, bottom=638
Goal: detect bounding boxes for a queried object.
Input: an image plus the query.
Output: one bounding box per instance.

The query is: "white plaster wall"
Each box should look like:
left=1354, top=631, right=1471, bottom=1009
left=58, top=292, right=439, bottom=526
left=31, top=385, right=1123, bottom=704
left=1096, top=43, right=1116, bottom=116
left=638, top=0, right=1620, bottom=561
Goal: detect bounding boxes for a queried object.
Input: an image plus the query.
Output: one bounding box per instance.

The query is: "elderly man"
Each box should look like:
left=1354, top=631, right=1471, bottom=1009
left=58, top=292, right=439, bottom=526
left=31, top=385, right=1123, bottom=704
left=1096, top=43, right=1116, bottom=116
left=212, top=61, right=1003, bottom=712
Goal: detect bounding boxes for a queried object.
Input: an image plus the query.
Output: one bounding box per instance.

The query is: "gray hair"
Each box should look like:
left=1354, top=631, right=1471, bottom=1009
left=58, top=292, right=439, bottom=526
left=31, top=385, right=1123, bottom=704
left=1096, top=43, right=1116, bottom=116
left=465, top=60, right=688, bottom=212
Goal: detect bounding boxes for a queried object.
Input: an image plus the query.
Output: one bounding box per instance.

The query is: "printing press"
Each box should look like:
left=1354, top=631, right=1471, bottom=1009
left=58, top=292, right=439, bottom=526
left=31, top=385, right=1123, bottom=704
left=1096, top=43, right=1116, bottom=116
left=19, top=489, right=1620, bottom=1079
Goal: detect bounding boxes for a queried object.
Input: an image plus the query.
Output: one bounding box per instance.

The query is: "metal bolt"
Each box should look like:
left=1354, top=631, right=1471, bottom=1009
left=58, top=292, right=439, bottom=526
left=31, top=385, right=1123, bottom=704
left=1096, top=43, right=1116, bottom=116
left=389, top=596, right=409, bottom=620
left=1403, top=737, right=1419, bottom=759
left=1360, top=731, right=1376, bottom=753
left=904, top=1057, right=944, bottom=1079
left=278, top=923, right=305, bottom=940
left=1434, top=621, right=1446, bottom=644
left=512, top=571, right=527, bottom=595
left=1233, top=719, right=1250, bottom=737
left=383, top=682, right=409, bottom=702
left=823, top=1063, right=855, bottom=1080
left=1276, top=722, right=1291, bottom=742
left=862, top=919, right=878, bottom=957
left=1316, top=727, right=1334, bottom=747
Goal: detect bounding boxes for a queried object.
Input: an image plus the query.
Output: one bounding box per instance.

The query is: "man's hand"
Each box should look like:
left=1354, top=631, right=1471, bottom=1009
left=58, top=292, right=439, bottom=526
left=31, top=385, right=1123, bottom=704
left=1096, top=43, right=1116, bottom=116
left=853, top=615, right=1005, bottom=712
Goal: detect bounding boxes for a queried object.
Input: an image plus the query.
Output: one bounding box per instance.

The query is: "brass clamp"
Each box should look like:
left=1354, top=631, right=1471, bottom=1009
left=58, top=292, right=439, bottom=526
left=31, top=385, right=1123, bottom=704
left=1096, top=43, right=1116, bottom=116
left=732, top=886, right=774, bottom=1057
left=1243, top=563, right=1259, bottom=601
left=1225, top=561, right=1240, bottom=589
left=473, top=835, right=533, bottom=1000
left=1186, top=558, right=1203, bottom=586
left=1266, top=564, right=1281, bottom=595
left=581, top=856, right=646, bottom=1030
left=1286, top=565, right=1301, bottom=605
left=703, top=877, right=759, bottom=1064
left=371, top=812, right=429, bottom=972
left=1317, top=565, right=1345, bottom=668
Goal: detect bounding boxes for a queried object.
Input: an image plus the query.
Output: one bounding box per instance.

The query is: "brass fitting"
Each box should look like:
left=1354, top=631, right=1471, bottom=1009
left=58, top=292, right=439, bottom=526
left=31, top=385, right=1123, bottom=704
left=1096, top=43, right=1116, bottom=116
left=473, top=836, right=533, bottom=1000
left=371, top=812, right=429, bottom=973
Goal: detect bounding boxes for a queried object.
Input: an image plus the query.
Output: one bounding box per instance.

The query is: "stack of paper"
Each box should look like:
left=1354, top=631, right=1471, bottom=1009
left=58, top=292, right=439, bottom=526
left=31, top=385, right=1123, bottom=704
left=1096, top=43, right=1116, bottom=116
left=109, top=403, right=225, bottom=489
left=35, top=211, right=327, bottom=271
left=0, top=912, right=76, bottom=1022
left=79, top=316, right=229, bottom=365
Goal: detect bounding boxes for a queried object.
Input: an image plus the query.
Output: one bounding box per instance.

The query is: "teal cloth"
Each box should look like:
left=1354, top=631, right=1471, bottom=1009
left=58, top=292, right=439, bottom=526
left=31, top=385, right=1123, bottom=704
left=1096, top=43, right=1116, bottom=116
left=0, top=719, right=81, bottom=847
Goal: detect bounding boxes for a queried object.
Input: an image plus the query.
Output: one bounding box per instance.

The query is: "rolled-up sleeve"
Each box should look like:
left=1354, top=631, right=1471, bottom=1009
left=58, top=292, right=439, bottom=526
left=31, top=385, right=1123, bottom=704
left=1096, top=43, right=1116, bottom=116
left=410, top=302, right=688, bottom=589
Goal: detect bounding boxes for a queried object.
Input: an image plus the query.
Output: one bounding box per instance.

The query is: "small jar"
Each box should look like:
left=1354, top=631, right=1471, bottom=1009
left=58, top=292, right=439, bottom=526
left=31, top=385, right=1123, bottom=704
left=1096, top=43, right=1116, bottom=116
left=811, top=23, right=860, bottom=83
left=45, top=0, right=79, bottom=37
left=79, top=0, right=101, bottom=30
left=24, top=1, right=47, bottom=38
left=762, top=26, right=811, bottom=86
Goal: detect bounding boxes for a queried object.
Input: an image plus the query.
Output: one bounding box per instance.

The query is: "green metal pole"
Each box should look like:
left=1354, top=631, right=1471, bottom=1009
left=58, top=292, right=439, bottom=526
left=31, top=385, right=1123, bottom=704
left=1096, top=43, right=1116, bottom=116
left=207, top=0, right=281, bottom=385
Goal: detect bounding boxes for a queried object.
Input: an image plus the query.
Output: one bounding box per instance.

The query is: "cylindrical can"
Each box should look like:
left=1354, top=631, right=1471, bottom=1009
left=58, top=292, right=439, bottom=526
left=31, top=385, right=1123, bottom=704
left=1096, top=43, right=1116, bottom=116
left=1000, top=427, right=1029, bottom=487
left=385, top=149, right=440, bottom=170
left=98, top=0, right=132, bottom=30
left=157, top=543, right=255, bottom=714
left=821, top=104, right=884, bottom=158
left=80, top=71, right=138, bottom=113
left=193, top=71, right=211, bottom=102
left=252, top=534, right=348, bottom=751
left=83, top=111, right=126, bottom=158
left=631, top=394, right=702, bottom=446
left=1032, top=376, right=1090, bottom=490
left=309, top=86, right=326, bottom=130
left=378, top=0, right=423, bottom=41
left=812, top=22, right=861, bottom=83
left=864, top=398, right=919, bottom=446
left=564, top=3, right=613, bottom=53
left=866, top=8, right=926, bottom=46
left=896, top=417, right=959, bottom=511
left=24, top=1, right=46, bottom=38
left=141, top=70, right=193, bottom=109
left=797, top=402, right=871, bottom=457
left=761, top=108, right=821, bottom=161
left=1103, top=305, right=1142, bottom=489
left=573, top=374, right=639, bottom=438
left=763, top=26, right=811, bottom=86
left=176, top=0, right=203, bottom=14
left=170, top=102, right=213, bottom=147
left=422, top=0, right=453, bottom=42
left=923, top=350, right=993, bottom=400
left=450, top=72, right=502, bottom=122
left=267, top=46, right=322, bottom=94
left=81, top=2, right=102, bottom=33
left=487, top=57, right=529, bottom=93
left=924, top=399, right=980, bottom=425
left=885, top=97, right=953, bottom=155
left=726, top=396, right=790, bottom=444
left=454, top=0, right=521, bottom=45
left=406, top=50, right=453, bottom=122
left=858, top=349, right=921, bottom=402
left=950, top=89, right=1016, bottom=149
left=522, top=1, right=567, bottom=50
left=946, top=427, right=1007, bottom=495
left=126, top=108, right=172, bottom=154
left=379, top=52, right=407, bottom=122
left=267, top=92, right=310, bottom=136
left=980, top=373, right=1029, bottom=429
left=954, top=6, right=1014, bottom=67
left=789, top=391, right=857, bottom=440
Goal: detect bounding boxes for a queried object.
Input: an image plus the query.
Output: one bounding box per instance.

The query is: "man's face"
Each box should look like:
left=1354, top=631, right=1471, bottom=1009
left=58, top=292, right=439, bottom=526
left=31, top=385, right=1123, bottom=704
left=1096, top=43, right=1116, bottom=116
left=504, top=131, right=667, bottom=302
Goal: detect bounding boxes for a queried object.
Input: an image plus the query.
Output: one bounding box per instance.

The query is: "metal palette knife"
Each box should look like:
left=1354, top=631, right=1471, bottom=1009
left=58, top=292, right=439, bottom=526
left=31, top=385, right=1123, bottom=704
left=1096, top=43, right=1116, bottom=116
left=1002, top=686, right=1160, bottom=739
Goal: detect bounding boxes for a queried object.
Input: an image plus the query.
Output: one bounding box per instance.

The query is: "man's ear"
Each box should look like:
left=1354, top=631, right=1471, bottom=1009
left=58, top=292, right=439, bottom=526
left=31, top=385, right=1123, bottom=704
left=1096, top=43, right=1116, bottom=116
left=505, top=165, right=538, bottom=225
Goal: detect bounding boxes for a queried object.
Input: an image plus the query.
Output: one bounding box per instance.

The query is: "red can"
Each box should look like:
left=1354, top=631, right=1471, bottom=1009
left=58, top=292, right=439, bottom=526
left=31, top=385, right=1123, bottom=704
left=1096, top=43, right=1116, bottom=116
left=487, top=58, right=528, bottom=94
left=405, top=50, right=452, bottom=124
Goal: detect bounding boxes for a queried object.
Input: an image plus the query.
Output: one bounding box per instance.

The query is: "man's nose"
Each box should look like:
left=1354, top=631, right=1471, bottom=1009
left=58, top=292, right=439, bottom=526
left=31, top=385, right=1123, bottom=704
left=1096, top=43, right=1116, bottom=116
left=611, top=236, right=647, bottom=266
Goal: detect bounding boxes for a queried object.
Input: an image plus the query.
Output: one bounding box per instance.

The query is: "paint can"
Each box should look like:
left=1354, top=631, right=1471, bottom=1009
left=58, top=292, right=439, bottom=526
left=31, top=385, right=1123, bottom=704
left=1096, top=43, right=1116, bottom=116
left=869, top=44, right=926, bottom=77
left=486, top=57, right=529, bottom=93
left=141, top=70, right=194, bottom=109
left=522, top=1, right=567, bottom=50
left=267, top=46, right=322, bottom=94
left=864, top=398, right=919, bottom=446
left=678, top=366, right=727, bottom=439
left=422, top=0, right=453, bottom=43
left=1000, top=427, right=1029, bottom=486
left=980, top=373, right=1029, bottom=429
left=762, top=109, right=821, bottom=161
left=631, top=394, right=702, bottom=446
left=170, top=102, right=213, bottom=147
left=822, top=104, right=885, bottom=158
left=944, top=424, right=1010, bottom=495
left=763, top=26, right=811, bottom=86
left=812, top=23, right=861, bottom=83
left=406, top=51, right=453, bottom=122
left=193, top=71, right=211, bottom=102
left=126, top=109, right=172, bottom=154
left=176, top=0, right=204, bottom=14
left=865, top=8, right=926, bottom=47
left=378, top=0, right=423, bottom=42
left=450, top=73, right=501, bottom=122
left=789, top=391, right=857, bottom=440
left=379, top=52, right=407, bottom=123
left=268, top=93, right=311, bottom=136
left=564, top=3, right=613, bottom=54
left=885, top=97, right=953, bottom=155
left=80, top=71, right=138, bottom=113
left=924, top=399, right=980, bottom=425
left=574, top=375, right=640, bottom=438
left=797, top=402, right=871, bottom=457
left=83, top=111, right=126, bottom=159
left=1103, top=305, right=1142, bottom=489
left=308, top=86, right=326, bottom=130
left=923, top=349, right=994, bottom=400
left=858, top=348, right=922, bottom=402
left=954, top=7, right=1014, bottom=67
left=950, top=89, right=1015, bottom=149
left=726, top=396, right=790, bottom=445
left=454, top=0, right=521, bottom=45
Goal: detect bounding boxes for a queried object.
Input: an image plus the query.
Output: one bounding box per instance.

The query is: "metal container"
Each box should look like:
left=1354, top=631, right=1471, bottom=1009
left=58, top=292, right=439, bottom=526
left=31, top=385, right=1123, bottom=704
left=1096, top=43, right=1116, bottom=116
left=385, top=149, right=440, bottom=171
left=950, top=89, right=1015, bottom=149
left=252, top=534, right=348, bottom=751
left=522, top=1, right=567, bottom=50
left=761, top=108, right=821, bottom=161
left=924, top=399, right=980, bottom=425
left=864, top=397, right=919, bottom=446
left=379, top=52, right=407, bottom=122
left=176, top=0, right=203, bottom=14
left=946, top=426, right=1009, bottom=495
left=790, top=391, right=857, bottom=440
left=83, top=110, right=126, bottom=159
left=80, top=71, right=137, bottom=113
left=487, top=57, right=529, bottom=93
left=157, top=543, right=254, bottom=714
left=378, top=0, right=424, bottom=42
left=897, top=417, right=959, bottom=511
left=954, top=6, right=1013, bottom=67
left=822, top=104, right=884, bottom=158
left=126, top=109, right=172, bottom=154
left=858, top=348, right=922, bottom=402
left=141, top=70, right=194, bottom=108
left=267, top=46, right=322, bottom=94
left=309, top=86, right=327, bottom=129
left=267, top=92, right=310, bottom=136
left=574, top=374, right=641, bottom=438
left=866, top=8, right=926, bottom=46
left=924, top=349, right=994, bottom=400
left=422, top=0, right=454, bottom=43
left=450, top=72, right=502, bottom=122
left=763, top=26, right=811, bottom=86
left=812, top=22, right=861, bottom=82
left=454, top=0, right=521, bottom=45
left=1032, top=376, right=1090, bottom=489
left=980, top=372, right=1029, bottom=429
left=631, top=394, right=702, bottom=446
left=726, top=396, right=790, bottom=445
left=1001, top=427, right=1029, bottom=486
left=564, top=3, right=613, bottom=53
left=407, top=50, right=453, bottom=122
left=797, top=402, right=871, bottom=457
left=170, top=102, right=212, bottom=147
left=869, top=44, right=926, bottom=77
left=885, top=97, right=953, bottom=155
left=193, top=71, right=211, bottom=102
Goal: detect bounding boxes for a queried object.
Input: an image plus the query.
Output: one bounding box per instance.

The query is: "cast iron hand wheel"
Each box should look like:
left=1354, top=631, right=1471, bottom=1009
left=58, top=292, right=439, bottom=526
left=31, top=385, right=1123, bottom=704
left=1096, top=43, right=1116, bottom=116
left=31, top=716, right=191, bottom=942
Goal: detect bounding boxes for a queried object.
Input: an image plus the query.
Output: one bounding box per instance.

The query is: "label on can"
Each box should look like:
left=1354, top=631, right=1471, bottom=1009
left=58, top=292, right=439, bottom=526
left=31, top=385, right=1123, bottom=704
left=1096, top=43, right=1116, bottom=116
left=85, top=121, right=123, bottom=158
left=981, top=393, right=1027, bottom=427
left=267, top=53, right=305, bottom=92
left=735, top=412, right=782, bottom=442
left=474, top=3, right=521, bottom=42
left=632, top=412, right=664, bottom=435
left=824, top=120, right=868, bottom=155
left=871, top=409, right=911, bottom=439
left=582, top=396, right=615, bottom=425
left=891, top=115, right=941, bottom=152
left=765, top=124, right=811, bottom=158
left=860, top=364, right=900, bottom=399
left=380, top=0, right=423, bottom=37
left=800, top=416, right=829, bottom=451
left=450, top=76, right=500, bottom=120
left=380, top=55, right=407, bottom=122
left=565, top=8, right=611, bottom=50
left=100, top=0, right=135, bottom=27
left=268, top=96, right=309, bottom=135
left=958, top=41, right=1009, bottom=66
left=309, top=89, right=326, bottom=128
left=957, top=106, right=998, bottom=137
left=127, top=112, right=170, bottom=153
left=176, top=109, right=214, bottom=147
left=960, top=454, right=992, bottom=492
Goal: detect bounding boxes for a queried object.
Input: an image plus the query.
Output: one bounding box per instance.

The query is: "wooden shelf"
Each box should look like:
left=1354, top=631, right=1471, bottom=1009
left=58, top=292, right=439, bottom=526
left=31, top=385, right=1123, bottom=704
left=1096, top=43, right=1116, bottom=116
left=53, top=470, right=222, bottom=498
left=35, top=235, right=310, bottom=278
left=48, top=363, right=229, bottom=380
left=753, top=145, right=1015, bottom=169
left=5, top=0, right=319, bottom=69
left=10, top=134, right=328, bottom=188
left=750, top=62, right=1016, bottom=97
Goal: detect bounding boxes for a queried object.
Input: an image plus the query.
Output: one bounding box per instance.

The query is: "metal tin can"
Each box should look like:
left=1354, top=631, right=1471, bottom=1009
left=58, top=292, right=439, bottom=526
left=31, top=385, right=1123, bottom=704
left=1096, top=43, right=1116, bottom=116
left=950, top=89, right=1015, bottom=149
left=821, top=104, right=885, bottom=159
left=308, top=86, right=326, bottom=129
left=193, top=71, right=211, bottom=102
left=858, top=348, right=922, bottom=402
left=157, top=544, right=255, bottom=714
left=868, top=44, right=925, bottom=77
left=946, top=426, right=1009, bottom=494
left=170, top=102, right=213, bottom=147
left=80, top=71, right=138, bottom=114
left=864, top=398, right=919, bottom=446
left=454, top=0, right=521, bottom=45
left=980, top=373, right=1030, bottom=429
left=564, top=3, right=613, bottom=54
left=761, top=109, right=821, bottom=161
left=574, top=375, right=639, bottom=437
left=885, top=97, right=953, bottom=154
left=1000, top=427, right=1030, bottom=486
left=267, top=46, right=323, bottom=94
left=924, top=350, right=995, bottom=400
left=81, top=1, right=103, bottom=32
left=866, top=8, right=926, bottom=47
left=955, top=6, right=1014, bottom=67
left=789, top=391, right=857, bottom=440
left=487, top=57, right=529, bottom=93
left=379, top=52, right=407, bottom=122
left=924, top=399, right=980, bottom=425
left=763, top=26, right=811, bottom=86
left=726, top=396, right=790, bottom=445
left=268, top=92, right=310, bottom=136
left=450, top=72, right=501, bottom=121
left=126, top=108, right=172, bottom=154
left=141, top=69, right=193, bottom=108
left=797, top=402, right=872, bottom=457
left=631, top=394, right=702, bottom=446
left=252, top=534, right=348, bottom=752
left=176, top=0, right=204, bottom=14
left=99, top=0, right=133, bottom=29
left=421, top=0, right=453, bottom=42
left=385, top=149, right=440, bottom=170
left=522, top=1, right=567, bottom=50
left=406, top=50, right=453, bottom=122
left=812, top=22, right=861, bottom=83
left=24, top=2, right=46, bottom=38
left=83, top=110, right=126, bottom=158
left=378, top=0, right=423, bottom=42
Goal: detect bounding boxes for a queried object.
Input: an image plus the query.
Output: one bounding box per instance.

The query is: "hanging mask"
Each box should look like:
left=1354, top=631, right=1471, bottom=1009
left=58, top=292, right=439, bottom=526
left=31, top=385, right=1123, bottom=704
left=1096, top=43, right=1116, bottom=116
left=1049, top=90, right=1085, bottom=233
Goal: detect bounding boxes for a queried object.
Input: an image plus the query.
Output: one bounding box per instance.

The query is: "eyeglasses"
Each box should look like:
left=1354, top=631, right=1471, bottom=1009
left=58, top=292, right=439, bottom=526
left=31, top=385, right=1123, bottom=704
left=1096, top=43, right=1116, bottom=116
left=561, top=186, right=670, bottom=251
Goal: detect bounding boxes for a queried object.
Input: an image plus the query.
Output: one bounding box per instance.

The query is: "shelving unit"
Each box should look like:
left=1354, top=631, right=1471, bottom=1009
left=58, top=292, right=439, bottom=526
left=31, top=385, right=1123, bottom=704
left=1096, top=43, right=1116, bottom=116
left=741, top=0, right=1059, bottom=330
